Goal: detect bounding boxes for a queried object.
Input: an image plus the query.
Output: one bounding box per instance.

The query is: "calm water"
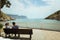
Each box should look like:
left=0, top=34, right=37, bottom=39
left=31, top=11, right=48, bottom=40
left=7, top=19, right=60, bottom=30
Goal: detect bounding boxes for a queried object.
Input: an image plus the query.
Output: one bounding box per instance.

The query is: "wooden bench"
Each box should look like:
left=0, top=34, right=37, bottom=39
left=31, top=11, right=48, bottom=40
left=3, top=28, right=33, bottom=40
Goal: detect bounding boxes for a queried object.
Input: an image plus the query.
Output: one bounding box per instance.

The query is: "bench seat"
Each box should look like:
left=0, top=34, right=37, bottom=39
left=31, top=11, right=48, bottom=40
left=3, top=28, right=33, bottom=40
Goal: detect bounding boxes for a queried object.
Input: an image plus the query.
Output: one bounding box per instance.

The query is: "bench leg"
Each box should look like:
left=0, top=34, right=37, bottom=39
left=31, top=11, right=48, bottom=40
left=30, top=35, right=31, bottom=40
left=5, top=34, right=7, bottom=37
left=9, top=34, right=11, bottom=37
left=18, top=34, right=20, bottom=38
left=15, top=34, right=16, bottom=37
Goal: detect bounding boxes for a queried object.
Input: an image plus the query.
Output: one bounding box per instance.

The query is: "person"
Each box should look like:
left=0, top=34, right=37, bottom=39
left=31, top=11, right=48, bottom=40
left=5, top=23, right=11, bottom=37
left=12, top=22, right=19, bottom=37
left=12, top=22, right=19, bottom=29
left=5, top=23, right=10, bottom=29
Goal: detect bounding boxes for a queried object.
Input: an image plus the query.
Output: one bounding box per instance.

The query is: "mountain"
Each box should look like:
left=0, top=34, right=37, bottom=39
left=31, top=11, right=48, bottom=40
left=0, top=11, right=14, bottom=21
left=7, top=14, right=27, bottom=19
left=45, top=10, right=60, bottom=20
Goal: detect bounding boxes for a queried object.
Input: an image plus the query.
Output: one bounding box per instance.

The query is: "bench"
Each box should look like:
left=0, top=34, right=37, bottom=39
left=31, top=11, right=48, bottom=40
left=3, top=28, right=33, bottom=40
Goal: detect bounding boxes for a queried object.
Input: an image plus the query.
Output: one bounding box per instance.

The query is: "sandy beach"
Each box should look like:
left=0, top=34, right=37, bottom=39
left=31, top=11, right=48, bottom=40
left=0, top=29, right=60, bottom=40
left=1, top=22, right=60, bottom=40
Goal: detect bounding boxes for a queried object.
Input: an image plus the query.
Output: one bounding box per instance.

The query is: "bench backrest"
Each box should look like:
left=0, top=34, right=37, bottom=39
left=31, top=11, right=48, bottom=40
left=4, top=28, right=33, bottom=35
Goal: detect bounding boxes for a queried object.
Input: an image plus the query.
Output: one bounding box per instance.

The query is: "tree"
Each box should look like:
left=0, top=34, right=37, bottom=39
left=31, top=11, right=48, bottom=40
left=0, top=0, right=11, bottom=9
left=0, top=0, right=11, bottom=36
left=0, top=0, right=11, bottom=20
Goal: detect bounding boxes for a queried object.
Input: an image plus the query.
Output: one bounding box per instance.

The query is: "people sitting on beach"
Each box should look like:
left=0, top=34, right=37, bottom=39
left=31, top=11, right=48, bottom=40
left=12, top=22, right=19, bottom=29
left=5, top=23, right=10, bottom=29
left=5, top=23, right=11, bottom=37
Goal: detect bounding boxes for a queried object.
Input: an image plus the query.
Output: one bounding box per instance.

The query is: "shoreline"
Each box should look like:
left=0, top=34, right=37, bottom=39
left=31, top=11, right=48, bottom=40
left=0, top=29, right=60, bottom=40
left=0, top=22, right=60, bottom=32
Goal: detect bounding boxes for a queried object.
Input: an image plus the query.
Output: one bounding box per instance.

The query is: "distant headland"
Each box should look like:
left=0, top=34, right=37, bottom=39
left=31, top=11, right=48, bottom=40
left=7, top=14, right=27, bottom=19
left=45, top=10, right=60, bottom=20
left=0, top=11, right=27, bottom=21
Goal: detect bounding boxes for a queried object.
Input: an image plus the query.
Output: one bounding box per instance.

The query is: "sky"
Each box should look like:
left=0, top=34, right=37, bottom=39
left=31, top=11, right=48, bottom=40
left=1, top=0, right=60, bottom=19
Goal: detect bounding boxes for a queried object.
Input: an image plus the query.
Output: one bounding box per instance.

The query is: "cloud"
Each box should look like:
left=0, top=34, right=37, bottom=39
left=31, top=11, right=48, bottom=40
left=19, top=0, right=48, bottom=8
left=2, top=0, right=60, bottom=19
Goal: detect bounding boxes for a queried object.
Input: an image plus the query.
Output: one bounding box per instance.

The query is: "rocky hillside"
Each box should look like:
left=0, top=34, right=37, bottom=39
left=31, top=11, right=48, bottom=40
left=0, top=11, right=14, bottom=21
left=45, top=10, right=60, bottom=20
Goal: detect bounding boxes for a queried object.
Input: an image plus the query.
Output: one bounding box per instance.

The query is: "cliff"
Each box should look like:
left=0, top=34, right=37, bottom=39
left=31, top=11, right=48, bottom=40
left=0, top=11, right=14, bottom=21
left=45, top=10, right=60, bottom=20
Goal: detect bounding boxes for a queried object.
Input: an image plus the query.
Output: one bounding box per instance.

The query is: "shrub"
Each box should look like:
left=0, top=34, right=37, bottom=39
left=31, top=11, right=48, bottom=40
left=0, top=23, right=3, bottom=29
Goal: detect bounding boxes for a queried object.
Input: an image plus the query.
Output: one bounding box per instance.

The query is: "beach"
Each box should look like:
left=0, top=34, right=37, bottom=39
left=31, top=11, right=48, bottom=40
left=0, top=19, right=60, bottom=40
left=0, top=29, right=60, bottom=40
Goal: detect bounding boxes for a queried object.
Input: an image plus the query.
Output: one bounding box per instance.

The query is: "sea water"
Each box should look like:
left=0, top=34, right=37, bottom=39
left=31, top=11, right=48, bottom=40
left=7, top=19, right=60, bottom=30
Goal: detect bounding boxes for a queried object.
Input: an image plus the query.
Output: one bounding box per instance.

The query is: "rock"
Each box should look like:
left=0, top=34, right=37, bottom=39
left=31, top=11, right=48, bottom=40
left=0, top=11, right=14, bottom=21
left=45, top=10, right=60, bottom=20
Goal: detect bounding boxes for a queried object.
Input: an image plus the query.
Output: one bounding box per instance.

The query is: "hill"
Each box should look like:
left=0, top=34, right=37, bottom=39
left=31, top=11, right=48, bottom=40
left=45, top=10, right=60, bottom=20
left=7, top=14, right=27, bottom=19
left=0, top=11, right=14, bottom=21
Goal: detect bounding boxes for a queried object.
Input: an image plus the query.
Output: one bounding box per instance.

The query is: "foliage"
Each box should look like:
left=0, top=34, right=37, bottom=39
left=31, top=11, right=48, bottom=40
left=0, top=0, right=11, bottom=9
left=0, top=23, right=3, bottom=29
